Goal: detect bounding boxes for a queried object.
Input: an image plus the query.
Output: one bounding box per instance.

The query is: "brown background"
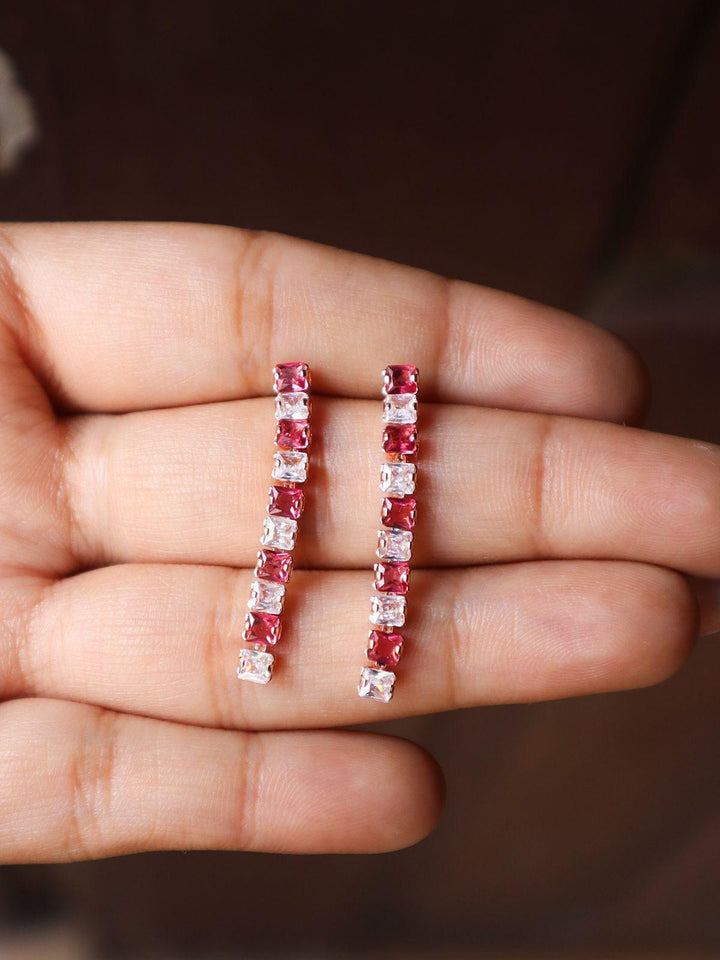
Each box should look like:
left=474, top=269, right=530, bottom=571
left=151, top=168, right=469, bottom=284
left=1, top=0, right=719, bottom=956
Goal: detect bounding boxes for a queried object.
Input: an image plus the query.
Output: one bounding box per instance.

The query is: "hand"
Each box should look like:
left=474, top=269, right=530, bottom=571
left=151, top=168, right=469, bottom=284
left=0, top=223, right=717, bottom=862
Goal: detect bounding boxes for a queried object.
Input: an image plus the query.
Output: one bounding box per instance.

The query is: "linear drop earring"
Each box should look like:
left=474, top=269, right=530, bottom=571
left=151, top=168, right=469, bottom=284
left=237, top=362, right=311, bottom=684
left=357, top=364, right=419, bottom=702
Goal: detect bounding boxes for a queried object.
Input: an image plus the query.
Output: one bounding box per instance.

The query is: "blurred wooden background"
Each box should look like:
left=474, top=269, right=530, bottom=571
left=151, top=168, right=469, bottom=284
left=1, top=0, right=719, bottom=956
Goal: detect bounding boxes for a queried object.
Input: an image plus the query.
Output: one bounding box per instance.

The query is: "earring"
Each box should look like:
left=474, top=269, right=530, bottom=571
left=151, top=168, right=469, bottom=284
left=358, top=364, right=419, bottom=703
left=237, top=362, right=311, bottom=684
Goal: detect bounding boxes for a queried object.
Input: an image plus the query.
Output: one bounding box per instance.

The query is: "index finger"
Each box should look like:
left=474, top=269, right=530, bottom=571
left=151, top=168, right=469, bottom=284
left=1, top=222, right=646, bottom=419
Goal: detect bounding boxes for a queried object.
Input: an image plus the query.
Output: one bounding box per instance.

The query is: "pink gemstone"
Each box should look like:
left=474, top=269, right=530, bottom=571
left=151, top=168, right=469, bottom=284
left=274, top=362, right=310, bottom=393
left=255, top=549, right=293, bottom=583
left=381, top=495, right=417, bottom=531
left=268, top=485, right=305, bottom=520
left=243, top=611, right=281, bottom=646
left=367, top=630, right=404, bottom=668
left=383, top=364, right=418, bottom=395
left=374, top=561, right=410, bottom=595
left=276, top=419, right=311, bottom=450
left=383, top=423, right=417, bottom=455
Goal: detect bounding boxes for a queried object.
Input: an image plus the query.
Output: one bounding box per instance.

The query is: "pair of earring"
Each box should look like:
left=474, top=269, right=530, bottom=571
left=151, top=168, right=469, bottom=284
left=236, top=361, right=419, bottom=704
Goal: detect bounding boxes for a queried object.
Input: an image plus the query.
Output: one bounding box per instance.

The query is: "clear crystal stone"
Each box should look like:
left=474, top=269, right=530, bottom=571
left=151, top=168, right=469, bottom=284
left=275, top=392, right=309, bottom=421
left=377, top=527, right=413, bottom=562
left=370, top=593, right=406, bottom=627
left=358, top=666, right=396, bottom=702
left=383, top=394, right=417, bottom=424
left=248, top=579, right=285, bottom=615
left=379, top=461, right=416, bottom=496
left=272, top=450, right=308, bottom=483
left=237, top=648, right=274, bottom=684
left=261, top=515, right=297, bottom=551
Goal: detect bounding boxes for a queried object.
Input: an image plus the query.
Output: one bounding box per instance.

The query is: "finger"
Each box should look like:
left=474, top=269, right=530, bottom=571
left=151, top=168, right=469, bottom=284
left=6, top=561, right=696, bottom=730
left=2, top=222, right=645, bottom=421
left=61, top=399, right=720, bottom=577
left=0, top=698, right=442, bottom=863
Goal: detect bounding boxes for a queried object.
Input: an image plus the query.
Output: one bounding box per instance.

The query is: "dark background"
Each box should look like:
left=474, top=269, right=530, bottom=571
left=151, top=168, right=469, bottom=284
left=1, top=1, right=719, bottom=956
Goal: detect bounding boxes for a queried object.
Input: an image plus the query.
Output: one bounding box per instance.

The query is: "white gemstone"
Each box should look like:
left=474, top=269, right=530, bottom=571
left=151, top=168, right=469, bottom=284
left=248, top=579, right=285, bottom=614
left=358, top=666, right=396, bottom=702
left=383, top=394, right=417, bottom=424
left=237, top=648, right=274, bottom=684
left=275, top=393, right=309, bottom=421
left=380, top=461, right=416, bottom=496
left=370, top=593, right=406, bottom=627
left=273, top=450, right=308, bottom=483
left=377, top=527, right=413, bottom=562
left=261, top=515, right=297, bottom=551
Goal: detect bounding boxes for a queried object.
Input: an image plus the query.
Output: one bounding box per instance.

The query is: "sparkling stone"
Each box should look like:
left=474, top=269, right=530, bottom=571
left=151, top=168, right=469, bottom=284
left=261, top=515, right=298, bottom=551
left=366, top=630, right=404, bottom=668
left=268, top=485, right=304, bottom=520
left=383, top=394, right=417, bottom=424
left=243, top=611, right=281, bottom=646
left=383, top=364, right=418, bottom=395
left=274, top=362, right=310, bottom=393
left=380, top=461, right=416, bottom=496
left=370, top=593, right=406, bottom=627
left=358, top=666, right=396, bottom=702
left=383, top=423, right=418, bottom=456
left=374, top=561, right=410, bottom=595
left=276, top=419, right=311, bottom=450
left=272, top=450, right=308, bottom=483
left=248, top=579, right=285, bottom=615
left=381, top=495, right=417, bottom=531
left=276, top=392, right=309, bottom=421
left=255, top=549, right=293, bottom=583
left=237, top=648, right=274, bottom=684
left=377, top=527, right=413, bottom=562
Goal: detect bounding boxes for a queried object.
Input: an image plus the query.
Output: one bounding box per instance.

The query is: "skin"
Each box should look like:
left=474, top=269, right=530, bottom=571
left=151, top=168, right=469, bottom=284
left=0, top=222, right=718, bottom=863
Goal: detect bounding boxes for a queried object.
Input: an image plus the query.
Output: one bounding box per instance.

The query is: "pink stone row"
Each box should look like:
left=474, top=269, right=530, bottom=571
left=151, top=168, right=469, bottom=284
left=358, top=364, right=419, bottom=703
left=237, top=362, right=311, bottom=685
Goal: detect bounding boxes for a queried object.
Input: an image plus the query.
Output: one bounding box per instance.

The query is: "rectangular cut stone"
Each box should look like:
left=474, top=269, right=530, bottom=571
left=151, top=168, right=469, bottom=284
left=272, top=450, right=308, bottom=483
left=261, top=515, right=298, bottom=551
left=274, top=362, right=310, bottom=393
left=381, top=496, right=416, bottom=531
left=380, top=461, right=416, bottom=496
left=377, top=527, right=413, bottom=562
left=383, top=364, right=418, bottom=396
left=374, top=561, right=410, bottom=595
left=358, top=666, right=396, bottom=702
left=255, top=549, right=293, bottom=583
left=276, top=419, right=311, bottom=450
left=248, top=579, right=285, bottom=615
left=243, top=611, right=281, bottom=646
left=367, top=630, right=403, bottom=668
left=275, top=392, right=309, bottom=421
left=383, top=422, right=418, bottom=456
left=370, top=592, right=406, bottom=627
left=238, top=648, right=274, bottom=684
left=383, top=394, right=417, bottom=424
left=268, top=485, right=304, bottom=520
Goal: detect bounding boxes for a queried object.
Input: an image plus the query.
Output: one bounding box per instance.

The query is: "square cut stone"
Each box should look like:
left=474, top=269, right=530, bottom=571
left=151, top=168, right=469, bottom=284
left=383, top=423, right=418, bottom=456
left=377, top=527, right=413, bottom=562
left=276, top=392, right=309, bottom=421
left=268, top=485, right=304, bottom=520
left=243, top=611, right=281, bottom=646
left=370, top=592, right=406, bottom=627
left=248, top=579, right=285, bottom=615
left=374, top=561, right=410, bottom=594
left=255, top=549, right=293, bottom=583
left=383, top=364, right=418, bottom=395
left=358, top=666, right=396, bottom=702
left=237, top=648, right=274, bottom=684
left=276, top=419, right=311, bottom=450
left=274, top=362, right=310, bottom=393
left=367, top=630, right=403, bottom=668
left=383, top=394, right=417, bottom=424
left=380, top=461, right=416, bottom=496
left=261, top=515, right=297, bottom=551
left=382, top=495, right=416, bottom=531
left=272, top=450, right=308, bottom=483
